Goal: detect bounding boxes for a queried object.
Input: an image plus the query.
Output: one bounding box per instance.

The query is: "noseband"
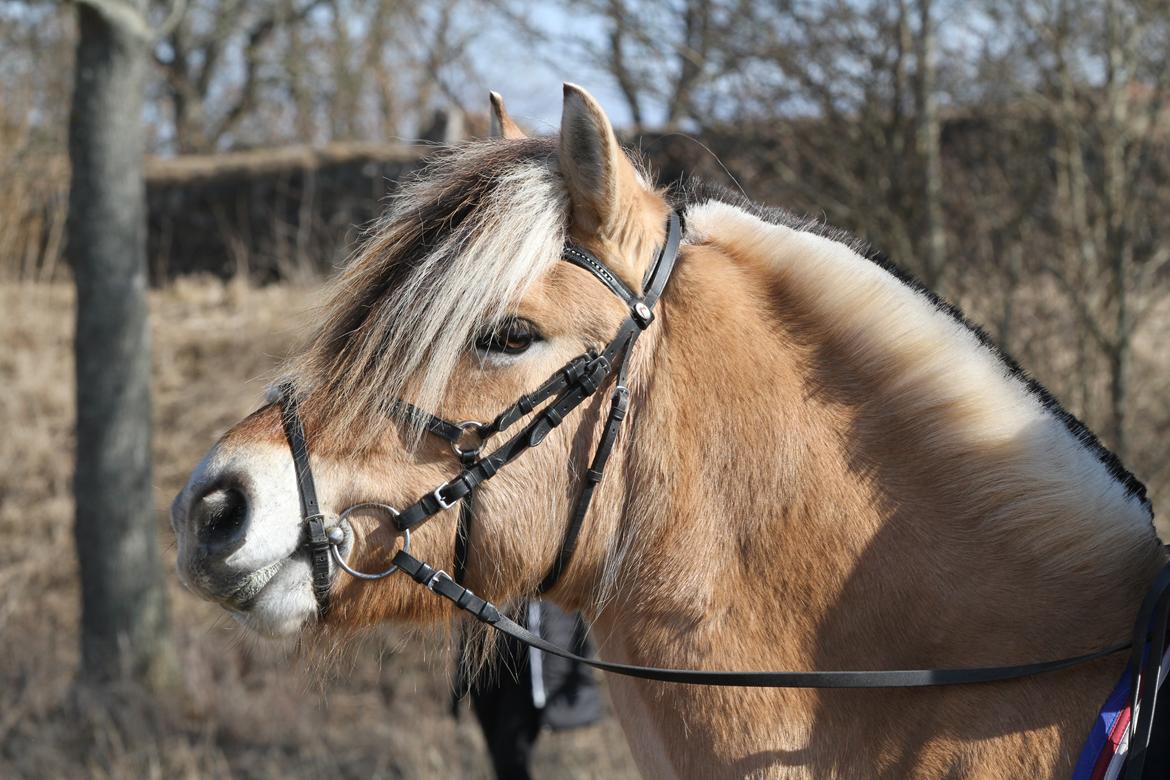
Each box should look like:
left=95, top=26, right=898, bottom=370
left=277, top=209, right=1170, bottom=780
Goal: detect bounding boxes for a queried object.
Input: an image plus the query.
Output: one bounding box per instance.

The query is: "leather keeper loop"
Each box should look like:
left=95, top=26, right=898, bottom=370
left=479, top=456, right=499, bottom=479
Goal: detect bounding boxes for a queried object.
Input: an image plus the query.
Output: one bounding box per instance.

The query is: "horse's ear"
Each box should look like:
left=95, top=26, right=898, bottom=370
left=489, top=92, right=526, bottom=139
left=559, top=83, right=641, bottom=236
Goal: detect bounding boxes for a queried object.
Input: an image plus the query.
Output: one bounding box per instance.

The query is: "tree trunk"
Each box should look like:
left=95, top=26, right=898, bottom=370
left=68, top=0, right=175, bottom=687
left=1102, top=0, right=1131, bottom=462
left=914, top=0, right=946, bottom=296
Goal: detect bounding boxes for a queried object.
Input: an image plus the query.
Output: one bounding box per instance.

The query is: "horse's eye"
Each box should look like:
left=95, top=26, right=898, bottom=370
left=475, top=318, right=541, bottom=355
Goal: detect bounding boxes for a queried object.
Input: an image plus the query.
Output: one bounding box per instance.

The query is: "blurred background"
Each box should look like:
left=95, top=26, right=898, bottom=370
left=3, top=0, right=1170, bottom=777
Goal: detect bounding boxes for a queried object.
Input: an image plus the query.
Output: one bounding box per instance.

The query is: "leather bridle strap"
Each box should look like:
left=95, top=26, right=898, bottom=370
left=390, top=401, right=468, bottom=445
left=480, top=354, right=593, bottom=437
left=538, top=345, right=632, bottom=592
left=390, top=210, right=682, bottom=540
left=278, top=386, right=333, bottom=611
left=394, top=547, right=1170, bottom=690
left=392, top=350, right=617, bottom=531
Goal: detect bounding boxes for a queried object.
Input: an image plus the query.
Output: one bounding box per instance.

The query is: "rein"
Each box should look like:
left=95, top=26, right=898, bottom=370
left=277, top=209, right=1170, bottom=780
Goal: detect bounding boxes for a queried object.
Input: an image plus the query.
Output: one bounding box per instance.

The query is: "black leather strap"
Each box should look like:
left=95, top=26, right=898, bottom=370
left=394, top=353, right=616, bottom=531
left=1123, top=560, right=1170, bottom=780
left=453, top=449, right=478, bottom=586
left=483, top=354, right=594, bottom=436
left=562, top=245, right=640, bottom=307
left=397, top=547, right=1170, bottom=693
left=390, top=400, right=467, bottom=444
left=278, top=385, right=332, bottom=612
left=539, top=345, right=633, bottom=593
left=641, top=210, right=683, bottom=309
left=395, top=548, right=501, bottom=623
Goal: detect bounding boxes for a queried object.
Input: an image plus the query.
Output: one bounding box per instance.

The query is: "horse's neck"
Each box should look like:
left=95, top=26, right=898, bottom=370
left=608, top=217, right=1161, bottom=659
left=584, top=218, right=1164, bottom=773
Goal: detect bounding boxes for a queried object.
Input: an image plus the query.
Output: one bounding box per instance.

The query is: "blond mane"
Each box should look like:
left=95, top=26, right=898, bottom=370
left=291, top=139, right=567, bottom=446
left=683, top=196, right=1155, bottom=569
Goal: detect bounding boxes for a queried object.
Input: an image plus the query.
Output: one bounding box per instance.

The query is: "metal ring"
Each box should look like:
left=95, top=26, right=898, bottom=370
left=329, top=503, right=410, bottom=580
left=451, top=420, right=487, bottom=458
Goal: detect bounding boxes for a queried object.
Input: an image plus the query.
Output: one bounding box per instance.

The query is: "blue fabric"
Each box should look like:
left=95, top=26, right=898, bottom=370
left=1072, top=670, right=1131, bottom=780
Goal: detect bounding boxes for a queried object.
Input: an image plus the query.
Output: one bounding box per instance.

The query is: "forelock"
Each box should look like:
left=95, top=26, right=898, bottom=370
left=291, top=139, right=567, bottom=445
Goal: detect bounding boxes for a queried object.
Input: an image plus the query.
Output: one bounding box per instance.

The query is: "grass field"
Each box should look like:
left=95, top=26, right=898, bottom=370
left=0, top=278, right=638, bottom=779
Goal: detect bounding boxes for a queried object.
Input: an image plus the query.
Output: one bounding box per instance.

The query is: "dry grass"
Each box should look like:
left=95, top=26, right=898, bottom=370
left=0, top=149, right=68, bottom=283
left=0, top=277, right=637, bottom=779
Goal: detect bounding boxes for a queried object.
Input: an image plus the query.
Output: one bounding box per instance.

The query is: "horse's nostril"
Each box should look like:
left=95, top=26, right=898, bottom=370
left=194, top=486, right=250, bottom=554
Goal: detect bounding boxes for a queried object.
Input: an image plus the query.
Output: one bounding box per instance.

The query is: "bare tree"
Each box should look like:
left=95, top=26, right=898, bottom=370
left=69, top=0, right=176, bottom=686
left=914, top=0, right=946, bottom=293
left=155, top=0, right=329, bottom=152
left=701, top=0, right=954, bottom=290
left=985, top=0, right=1170, bottom=459
left=148, top=0, right=503, bottom=151
left=564, top=0, right=732, bottom=130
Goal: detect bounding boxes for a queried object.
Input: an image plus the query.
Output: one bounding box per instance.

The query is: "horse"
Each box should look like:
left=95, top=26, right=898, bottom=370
left=171, top=84, right=1169, bottom=778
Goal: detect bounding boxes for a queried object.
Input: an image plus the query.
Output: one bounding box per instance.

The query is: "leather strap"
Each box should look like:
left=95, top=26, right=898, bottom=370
left=641, top=209, right=683, bottom=309
left=453, top=448, right=478, bottom=586
left=482, top=354, right=593, bottom=437
left=562, top=245, right=640, bottom=308
left=1123, top=559, right=1170, bottom=780
left=394, top=353, right=616, bottom=531
left=390, top=400, right=467, bottom=444
left=397, top=547, right=1170, bottom=692
left=538, top=344, right=633, bottom=593
left=278, top=384, right=332, bottom=612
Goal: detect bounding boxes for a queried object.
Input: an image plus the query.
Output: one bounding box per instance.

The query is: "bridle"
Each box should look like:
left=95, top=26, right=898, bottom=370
left=276, top=209, right=1170, bottom=780
left=279, top=209, right=683, bottom=602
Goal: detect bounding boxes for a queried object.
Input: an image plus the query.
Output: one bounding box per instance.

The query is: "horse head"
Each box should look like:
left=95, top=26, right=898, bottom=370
left=171, top=85, right=670, bottom=636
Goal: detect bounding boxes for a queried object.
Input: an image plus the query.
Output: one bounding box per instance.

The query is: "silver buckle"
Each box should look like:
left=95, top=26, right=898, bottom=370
left=432, top=483, right=457, bottom=510
left=425, top=569, right=451, bottom=591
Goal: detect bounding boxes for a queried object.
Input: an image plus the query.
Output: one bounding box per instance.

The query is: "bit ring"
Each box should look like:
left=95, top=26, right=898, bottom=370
left=328, top=503, right=410, bottom=580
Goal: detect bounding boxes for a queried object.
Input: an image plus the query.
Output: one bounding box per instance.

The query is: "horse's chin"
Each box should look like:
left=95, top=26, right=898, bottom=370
left=226, top=557, right=319, bottom=638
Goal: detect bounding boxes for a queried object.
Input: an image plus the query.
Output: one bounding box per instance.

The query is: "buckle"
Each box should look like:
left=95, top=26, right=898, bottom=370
left=432, top=483, right=458, bottom=510
left=304, top=514, right=330, bottom=550
left=425, top=568, right=452, bottom=591
left=584, top=354, right=611, bottom=380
